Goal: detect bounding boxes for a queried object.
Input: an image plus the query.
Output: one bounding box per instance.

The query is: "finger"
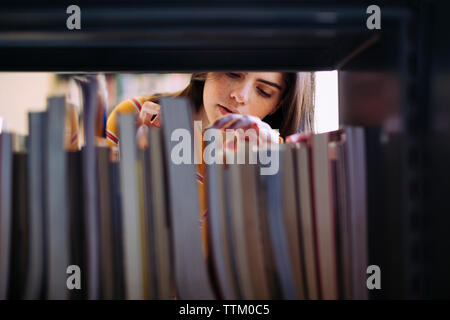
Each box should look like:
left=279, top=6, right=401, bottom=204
left=109, top=146, right=120, bottom=162
left=136, top=124, right=149, bottom=150
left=250, top=118, right=275, bottom=135
left=143, top=113, right=152, bottom=125
left=243, top=117, right=274, bottom=135
left=142, top=101, right=161, bottom=112
left=139, top=101, right=161, bottom=126
left=227, top=117, right=254, bottom=130
left=259, top=121, right=275, bottom=133
left=220, top=117, right=243, bottom=131
left=208, top=114, right=243, bottom=129
left=139, top=109, right=159, bottom=127
left=236, top=127, right=259, bottom=146
left=227, top=129, right=260, bottom=153
left=285, top=132, right=311, bottom=144
left=247, top=122, right=278, bottom=144
left=150, top=113, right=161, bottom=128
left=226, top=119, right=277, bottom=147
left=232, top=125, right=256, bottom=144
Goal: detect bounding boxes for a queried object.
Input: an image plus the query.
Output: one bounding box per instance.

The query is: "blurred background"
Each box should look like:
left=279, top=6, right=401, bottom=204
left=0, top=71, right=338, bottom=135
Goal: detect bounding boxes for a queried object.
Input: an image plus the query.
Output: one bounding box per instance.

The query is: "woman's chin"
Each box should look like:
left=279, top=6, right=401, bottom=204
left=215, top=110, right=229, bottom=120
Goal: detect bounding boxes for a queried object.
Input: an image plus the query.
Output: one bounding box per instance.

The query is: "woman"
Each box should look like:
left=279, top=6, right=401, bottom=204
left=105, top=71, right=315, bottom=260
left=106, top=72, right=315, bottom=146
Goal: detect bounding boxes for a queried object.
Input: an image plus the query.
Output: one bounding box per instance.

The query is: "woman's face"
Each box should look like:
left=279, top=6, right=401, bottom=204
left=202, top=72, right=285, bottom=124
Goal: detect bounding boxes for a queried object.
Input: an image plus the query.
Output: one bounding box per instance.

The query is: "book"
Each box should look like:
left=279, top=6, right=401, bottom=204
left=9, top=139, right=29, bottom=299
left=311, top=132, right=339, bottom=300
left=97, top=147, right=115, bottom=299
left=136, top=150, right=150, bottom=299
left=280, top=144, right=306, bottom=299
left=205, top=162, right=238, bottom=299
left=331, top=140, right=353, bottom=299
left=343, top=126, right=368, bottom=300
left=66, top=150, right=87, bottom=300
left=228, top=155, right=271, bottom=299
left=262, top=162, right=298, bottom=299
left=25, top=112, right=46, bottom=300
left=254, top=162, right=282, bottom=299
left=118, top=113, right=144, bottom=300
left=141, top=145, right=157, bottom=300
left=147, top=127, right=172, bottom=299
left=79, top=78, right=101, bottom=300
left=160, top=97, right=215, bottom=299
left=293, top=142, right=319, bottom=299
left=0, top=132, right=12, bottom=299
left=109, top=159, right=125, bottom=299
left=222, top=166, right=242, bottom=298
left=45, top=96, right=69, bottom=300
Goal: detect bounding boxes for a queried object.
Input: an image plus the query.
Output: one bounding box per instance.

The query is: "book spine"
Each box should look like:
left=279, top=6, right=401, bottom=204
left=79, top=78, right=101, bottom=300
left=312, top=133, right=338, bottom=300
left=229, top=163, right=254, bottom=299
left=345, top=126, right=368, bottom=300
left=118, top=113, right=144, bottom=300
left=160, top=97, right=215, bottom=299
left=148, top=128, right=173, bottom=299
left=295, top=144, right=319, bottom=300
left=25, top=112, right=46, bottom=300
left=0, top=132, right=12, bottom=299
left=263, top=169, right=298, bottom=299
left=97, top=147, right=115, bottom=300
left=10, top=148, right=29, bottom=299
left=142, top=146, right=157, bottom=300
left=206, top=162, right=238, bottom=299
left=45, top=97, right=69, bottom=300
left=281, top=145, right=306, bottom=299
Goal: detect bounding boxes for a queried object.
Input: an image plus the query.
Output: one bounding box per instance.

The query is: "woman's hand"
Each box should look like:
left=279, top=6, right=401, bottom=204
left=136, top=101, right=161, bottom=149
left=137, top=101, right=161, bottom=128
left=207, top=114, right=281, bottom=149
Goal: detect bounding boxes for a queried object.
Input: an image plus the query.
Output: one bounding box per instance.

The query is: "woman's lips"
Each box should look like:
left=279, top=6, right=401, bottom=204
left=218, top=104, right=236, bottom=115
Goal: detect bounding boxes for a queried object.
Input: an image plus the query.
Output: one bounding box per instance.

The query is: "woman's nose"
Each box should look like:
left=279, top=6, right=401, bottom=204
left=230, top=83, right=250, bottom=105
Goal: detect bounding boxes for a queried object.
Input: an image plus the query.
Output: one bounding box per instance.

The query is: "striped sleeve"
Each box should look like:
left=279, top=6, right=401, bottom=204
left=106, top=96, right=148, bottom=147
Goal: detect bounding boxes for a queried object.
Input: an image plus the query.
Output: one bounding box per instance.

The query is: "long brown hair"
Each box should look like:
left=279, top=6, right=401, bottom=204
left=148, top=72, right=315, bottom=138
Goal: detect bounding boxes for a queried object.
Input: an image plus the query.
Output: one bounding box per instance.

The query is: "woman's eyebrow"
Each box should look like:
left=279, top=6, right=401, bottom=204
left=256, top=78, right=282, bottom=90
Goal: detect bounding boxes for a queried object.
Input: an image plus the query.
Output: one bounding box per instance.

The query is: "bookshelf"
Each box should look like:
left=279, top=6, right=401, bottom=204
left=0, top=0, right=448, bottom=299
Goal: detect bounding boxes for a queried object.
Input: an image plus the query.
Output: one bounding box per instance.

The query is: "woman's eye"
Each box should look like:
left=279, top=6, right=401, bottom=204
left=258, top=87, right=271, bottom=98
left=227, top=72, right=241, bottom=79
